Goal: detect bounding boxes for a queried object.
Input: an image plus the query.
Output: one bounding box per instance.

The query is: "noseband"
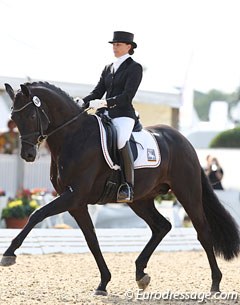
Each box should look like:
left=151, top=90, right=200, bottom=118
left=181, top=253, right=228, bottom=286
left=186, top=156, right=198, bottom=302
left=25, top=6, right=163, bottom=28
left=12, top=95, right=87, bottom=148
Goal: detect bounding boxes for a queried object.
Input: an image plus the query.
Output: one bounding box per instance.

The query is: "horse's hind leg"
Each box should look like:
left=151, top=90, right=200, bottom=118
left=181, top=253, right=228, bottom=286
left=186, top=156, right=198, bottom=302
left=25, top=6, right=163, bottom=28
left=69, top=208, right=111, bottom=296
left=1, top=188, right=76, bottom=265
left=173, top=188, right=222, bottom=292
left=129, top=199, right=172, bottom=290
left=189, top=210, right=222, bottom=291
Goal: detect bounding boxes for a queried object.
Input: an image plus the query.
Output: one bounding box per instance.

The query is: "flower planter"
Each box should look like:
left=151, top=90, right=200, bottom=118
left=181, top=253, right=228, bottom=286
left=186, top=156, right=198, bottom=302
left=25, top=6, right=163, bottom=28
left=0, top=196, right=8, bottom=228
left=5, top=217, right=29, bottom=229
left=1, top=190, right=40, bottom=228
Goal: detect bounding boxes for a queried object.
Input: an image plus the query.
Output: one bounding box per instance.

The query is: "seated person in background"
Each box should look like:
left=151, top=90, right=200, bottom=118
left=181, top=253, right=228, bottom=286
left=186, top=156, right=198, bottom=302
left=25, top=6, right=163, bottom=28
left=205, top=155, right=224, bottom=190
left=0, top=120, right=19, bottom=154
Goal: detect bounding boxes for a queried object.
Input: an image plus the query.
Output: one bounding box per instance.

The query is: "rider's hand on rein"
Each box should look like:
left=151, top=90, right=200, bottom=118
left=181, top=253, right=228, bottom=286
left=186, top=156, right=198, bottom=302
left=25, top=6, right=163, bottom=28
left=89, top=99, right=107, bottom=110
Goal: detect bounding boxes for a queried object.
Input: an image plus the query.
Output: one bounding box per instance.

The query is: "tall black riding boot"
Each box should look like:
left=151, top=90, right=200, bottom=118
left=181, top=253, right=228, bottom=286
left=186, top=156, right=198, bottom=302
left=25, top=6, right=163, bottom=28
left=117, top=141, right=134, bottom=203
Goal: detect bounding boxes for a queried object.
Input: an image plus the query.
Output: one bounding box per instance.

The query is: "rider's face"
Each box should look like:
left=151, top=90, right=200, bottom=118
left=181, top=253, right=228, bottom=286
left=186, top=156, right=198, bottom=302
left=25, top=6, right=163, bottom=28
left=112, top=42, right=131, bottom=58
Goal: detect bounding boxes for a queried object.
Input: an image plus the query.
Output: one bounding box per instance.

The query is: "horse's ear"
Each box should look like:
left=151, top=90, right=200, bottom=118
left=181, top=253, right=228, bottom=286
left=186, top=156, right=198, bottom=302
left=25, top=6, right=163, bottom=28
left=5, top=83, right=15, bottom=101
left=20, top=84, right=31, bottom=97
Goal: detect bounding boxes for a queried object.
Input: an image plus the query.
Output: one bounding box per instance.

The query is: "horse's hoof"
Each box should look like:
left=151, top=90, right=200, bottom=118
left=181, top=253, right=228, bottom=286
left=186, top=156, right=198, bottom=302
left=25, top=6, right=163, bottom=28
left=0, top=256, right=16, bottom=266
left=211, top=287, right=220, bottom=293
left=94, top=289, right=108, bottom=296
left=137, top=274, right=151, bottom=290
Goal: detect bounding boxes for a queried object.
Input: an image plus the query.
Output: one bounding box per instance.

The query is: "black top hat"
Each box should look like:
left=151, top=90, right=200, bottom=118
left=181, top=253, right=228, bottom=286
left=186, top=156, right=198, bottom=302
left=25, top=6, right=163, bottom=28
left=109, top=31, right=137, bottom=48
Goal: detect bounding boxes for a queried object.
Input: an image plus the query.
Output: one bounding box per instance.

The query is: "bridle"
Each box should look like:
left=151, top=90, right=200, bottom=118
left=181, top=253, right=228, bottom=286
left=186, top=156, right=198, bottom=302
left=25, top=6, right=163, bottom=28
left=12, top=95, right=88, bottom=148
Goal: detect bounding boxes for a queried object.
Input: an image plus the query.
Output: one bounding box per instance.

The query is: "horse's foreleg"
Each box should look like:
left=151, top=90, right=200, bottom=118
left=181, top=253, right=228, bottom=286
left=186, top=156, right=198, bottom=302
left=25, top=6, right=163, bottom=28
left=129, top=199, right=172, bottom=290
left=1, top=189, right=75, bottom=265
left=69, top=208, right=111, bottom=296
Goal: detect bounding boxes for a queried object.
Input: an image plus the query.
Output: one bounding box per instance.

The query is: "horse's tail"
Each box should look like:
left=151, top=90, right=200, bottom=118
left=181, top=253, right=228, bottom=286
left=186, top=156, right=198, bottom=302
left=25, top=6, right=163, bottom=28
left=201, top=168, right=240, bottom=260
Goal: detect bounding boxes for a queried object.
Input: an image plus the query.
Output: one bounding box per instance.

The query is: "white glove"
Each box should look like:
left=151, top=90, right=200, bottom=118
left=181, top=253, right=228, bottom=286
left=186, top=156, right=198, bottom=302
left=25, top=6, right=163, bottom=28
left=74, top=97, right=85, bottom=107
left=89, top=99, right=107, bottom=110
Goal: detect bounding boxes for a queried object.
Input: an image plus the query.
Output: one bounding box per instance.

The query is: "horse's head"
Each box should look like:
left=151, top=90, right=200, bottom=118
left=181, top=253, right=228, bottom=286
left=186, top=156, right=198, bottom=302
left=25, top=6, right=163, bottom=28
left=5, top=83, right=50, bottom=162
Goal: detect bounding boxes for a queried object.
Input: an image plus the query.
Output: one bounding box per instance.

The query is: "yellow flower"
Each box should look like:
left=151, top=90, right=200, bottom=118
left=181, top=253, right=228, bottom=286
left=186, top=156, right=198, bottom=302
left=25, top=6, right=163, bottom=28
left=8, top=200, right=23, bottom=208
left=29, top=200, right=39, bottom=209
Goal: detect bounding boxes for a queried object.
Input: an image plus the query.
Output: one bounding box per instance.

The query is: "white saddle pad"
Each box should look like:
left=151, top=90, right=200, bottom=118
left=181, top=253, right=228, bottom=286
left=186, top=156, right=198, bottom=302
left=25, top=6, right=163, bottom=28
left=94, top=115, right=161, bottom=170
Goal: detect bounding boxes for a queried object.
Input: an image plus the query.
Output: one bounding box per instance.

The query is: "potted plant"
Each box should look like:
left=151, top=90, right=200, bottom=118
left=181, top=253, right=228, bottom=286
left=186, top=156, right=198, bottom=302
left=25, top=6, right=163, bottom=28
left=0, top=188, right=8, bottom=228
left=1, top=189, right=40, bottom=228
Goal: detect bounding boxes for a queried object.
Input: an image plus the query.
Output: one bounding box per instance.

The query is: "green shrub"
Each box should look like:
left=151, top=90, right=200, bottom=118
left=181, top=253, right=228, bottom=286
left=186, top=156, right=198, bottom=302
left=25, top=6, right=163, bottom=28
left=155, top=191, right=176, bottom=204
left=209, top=127, right=240, bottom=148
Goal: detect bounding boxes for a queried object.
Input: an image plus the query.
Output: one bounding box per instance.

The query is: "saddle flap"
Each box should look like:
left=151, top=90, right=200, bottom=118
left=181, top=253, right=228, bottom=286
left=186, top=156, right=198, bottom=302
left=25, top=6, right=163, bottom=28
left=94, top=115, right=161, bottom=170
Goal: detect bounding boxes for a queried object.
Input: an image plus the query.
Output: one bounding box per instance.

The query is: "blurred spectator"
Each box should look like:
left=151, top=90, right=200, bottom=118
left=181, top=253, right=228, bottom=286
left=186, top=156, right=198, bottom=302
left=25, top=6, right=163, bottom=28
left=0, top=189, right=6, bottom=196
left=205, top=155, right=224, bottom=190
left=0, top=120, right=19, bottom=154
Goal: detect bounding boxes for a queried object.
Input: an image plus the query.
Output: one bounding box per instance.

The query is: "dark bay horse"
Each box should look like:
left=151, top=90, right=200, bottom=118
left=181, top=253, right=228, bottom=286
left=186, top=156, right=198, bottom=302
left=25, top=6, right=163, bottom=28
left=2, top=82, right=240, bottom=295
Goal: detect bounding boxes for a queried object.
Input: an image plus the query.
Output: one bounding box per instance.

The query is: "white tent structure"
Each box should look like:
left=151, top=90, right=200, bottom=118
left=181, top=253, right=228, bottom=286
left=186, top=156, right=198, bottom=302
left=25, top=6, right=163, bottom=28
left=0, top=76, right=181, bottom=110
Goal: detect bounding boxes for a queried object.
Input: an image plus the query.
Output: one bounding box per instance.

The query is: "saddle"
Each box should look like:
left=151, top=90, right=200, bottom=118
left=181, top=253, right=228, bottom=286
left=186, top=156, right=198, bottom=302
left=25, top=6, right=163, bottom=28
left=95, top=114, right=161, bottom=203
left=99, top=114, right=142, bottom=164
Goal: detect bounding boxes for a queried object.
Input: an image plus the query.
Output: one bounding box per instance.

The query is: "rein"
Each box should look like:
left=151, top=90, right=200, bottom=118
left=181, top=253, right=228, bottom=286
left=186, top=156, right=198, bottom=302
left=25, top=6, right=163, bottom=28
left=12, top=95, right=89, bottom=147
left=46, top=110, right=88, bottom=138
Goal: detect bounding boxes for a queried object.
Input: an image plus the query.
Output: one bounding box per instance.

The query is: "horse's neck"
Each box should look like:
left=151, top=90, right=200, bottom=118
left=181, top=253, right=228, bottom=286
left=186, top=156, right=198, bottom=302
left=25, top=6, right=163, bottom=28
left=34, top=86, right=78, bottom=122
left=46, top=99, right=77, bottom=127
left=46, top=113, right=93, bottom=159
left=36, top=87, right=79, bottom=131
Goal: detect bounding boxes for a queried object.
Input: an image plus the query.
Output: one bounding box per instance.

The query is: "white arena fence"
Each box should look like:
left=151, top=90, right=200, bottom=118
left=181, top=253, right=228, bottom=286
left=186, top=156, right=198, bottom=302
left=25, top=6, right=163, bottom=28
left=0, top=153, right=53, bottom=197
left=1, top=149, right=240, bottom=196
left=0, top=150, right=240, bottom=228
left=0, top=154, right=18, bottom=196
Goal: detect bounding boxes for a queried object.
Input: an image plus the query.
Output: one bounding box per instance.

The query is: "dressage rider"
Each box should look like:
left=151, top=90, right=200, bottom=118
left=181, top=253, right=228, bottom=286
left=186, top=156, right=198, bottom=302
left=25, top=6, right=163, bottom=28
left=81, top=31, right=143, bottom=203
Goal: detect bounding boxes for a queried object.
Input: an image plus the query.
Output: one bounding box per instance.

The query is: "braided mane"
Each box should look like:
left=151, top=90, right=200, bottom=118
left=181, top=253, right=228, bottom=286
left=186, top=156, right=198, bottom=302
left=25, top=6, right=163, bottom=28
left=24, top=81, right=74, bottom=103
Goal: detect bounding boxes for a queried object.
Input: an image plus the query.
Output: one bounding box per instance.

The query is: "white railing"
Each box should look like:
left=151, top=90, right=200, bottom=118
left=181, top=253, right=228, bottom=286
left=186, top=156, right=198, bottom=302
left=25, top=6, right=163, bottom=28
left=23, top=156, right=53, bottom=192
left=0, top=154, right=18, bottom=196
left=214, top=190, right=240, bottom=226
left=0, top=154, right=53, bottom=197
left=0, top=153, right=240, bottom=228
left=1, top=149, right=240, bottom=195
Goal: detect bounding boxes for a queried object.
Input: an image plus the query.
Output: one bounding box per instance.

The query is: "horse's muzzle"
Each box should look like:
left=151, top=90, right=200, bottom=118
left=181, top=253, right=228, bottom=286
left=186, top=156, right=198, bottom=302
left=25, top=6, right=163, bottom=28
left=21, top=145, right=37, bottom=162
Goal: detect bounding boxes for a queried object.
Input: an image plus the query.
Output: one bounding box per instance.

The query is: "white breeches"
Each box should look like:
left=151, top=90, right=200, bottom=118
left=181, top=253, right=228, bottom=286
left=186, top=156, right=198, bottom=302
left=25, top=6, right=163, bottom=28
left=112, top=117, right=135, bottom=149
